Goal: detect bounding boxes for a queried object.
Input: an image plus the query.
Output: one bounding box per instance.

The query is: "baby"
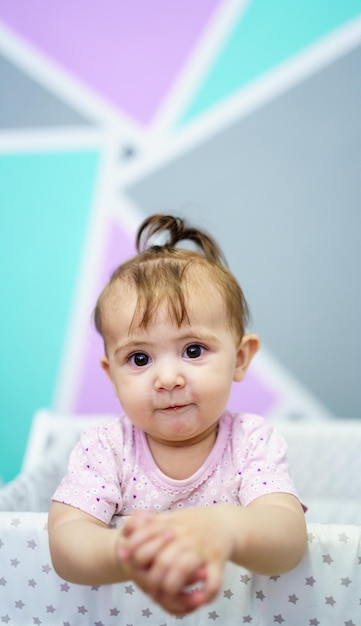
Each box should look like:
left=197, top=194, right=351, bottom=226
left=48, top=214, right=307, bottom=616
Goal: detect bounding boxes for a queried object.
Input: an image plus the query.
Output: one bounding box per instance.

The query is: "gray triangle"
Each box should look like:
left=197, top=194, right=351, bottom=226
left=125, top=45, right=361, bottom=417
left=0, top=53, right=93, bottom=128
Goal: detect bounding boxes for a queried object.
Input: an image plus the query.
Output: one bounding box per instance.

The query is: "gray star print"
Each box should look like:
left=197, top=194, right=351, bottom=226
left=338, top=533, right=349, bottom=543
left=15, top=600, right=25, bottom=609
left=322, top=554, right=333, bottom=564
left=305, top=576, right=316, bottom=586
left=77, top=606, right=88, bottom=614
left=243, top=617, right=252, bottom=623
left=325, top=595, right=336, bottom=606
left=208, top=611, right=219, bottom=620
left=288, top=594, right=298, bottom=604
left=110, top=608, right=120, bottom=616
left=274, top=615, right=285, bottom=624
left=223, top=589, right=233, bottom=599
left=341, top=577, right=352, bottom=587
left=142, top=608, right=152, bottom=617
left=307, top=532, right=315, bottom=542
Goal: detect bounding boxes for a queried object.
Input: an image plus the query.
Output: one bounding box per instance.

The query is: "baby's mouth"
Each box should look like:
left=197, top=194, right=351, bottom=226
left=159, top=404, right=189, bottom=412
left=164, top=405, right=183, bottom=410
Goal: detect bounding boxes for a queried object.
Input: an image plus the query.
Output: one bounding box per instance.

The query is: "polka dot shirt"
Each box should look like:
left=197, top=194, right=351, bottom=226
left=52, top=412, right=300, bottom=524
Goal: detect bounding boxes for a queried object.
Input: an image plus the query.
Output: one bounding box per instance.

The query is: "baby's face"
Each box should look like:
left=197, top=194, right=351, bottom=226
left=100, top=286, right=244, bottom=450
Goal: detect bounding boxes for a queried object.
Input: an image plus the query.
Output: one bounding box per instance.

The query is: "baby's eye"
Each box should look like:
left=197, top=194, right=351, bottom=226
left=184, top=344, right=205, bottom=359
left=129, top=352, right=150, bottom=367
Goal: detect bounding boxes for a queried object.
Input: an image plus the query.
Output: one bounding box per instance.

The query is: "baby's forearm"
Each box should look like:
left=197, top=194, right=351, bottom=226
left=225, top=499, right=307, bottom=575
left=49, top=511, right=127, bottom=585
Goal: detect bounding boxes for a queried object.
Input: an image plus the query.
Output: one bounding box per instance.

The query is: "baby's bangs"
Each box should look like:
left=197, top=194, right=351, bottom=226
left=182, top=262, right=249, bottom=337
left=128, top=258, right=192, bottom=331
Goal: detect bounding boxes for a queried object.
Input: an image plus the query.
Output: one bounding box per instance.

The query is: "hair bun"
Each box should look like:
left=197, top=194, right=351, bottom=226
left=136, top=213, right=227, bottom=266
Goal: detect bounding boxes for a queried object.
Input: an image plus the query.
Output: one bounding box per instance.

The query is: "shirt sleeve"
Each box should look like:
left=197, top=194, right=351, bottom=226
left=234, top=414, right=301, bottom=507
left=52, top=421, right=123, bottom=524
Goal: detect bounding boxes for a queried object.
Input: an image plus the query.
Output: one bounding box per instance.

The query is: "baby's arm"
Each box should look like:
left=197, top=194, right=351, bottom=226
left=48, top=502, right=128, bottom=585
left=225, top=493, right=307, bottom=574
left=118, top=493, right=307, bottom=613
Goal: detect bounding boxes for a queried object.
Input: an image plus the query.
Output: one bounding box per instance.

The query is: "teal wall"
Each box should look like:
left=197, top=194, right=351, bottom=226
left=181, top=0, right=361, bottom=122
left=0, top=150, right=99, bottom=481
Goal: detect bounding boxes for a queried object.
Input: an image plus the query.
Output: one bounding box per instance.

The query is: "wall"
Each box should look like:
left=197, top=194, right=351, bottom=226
left=1, top=0, right=360, bottom=482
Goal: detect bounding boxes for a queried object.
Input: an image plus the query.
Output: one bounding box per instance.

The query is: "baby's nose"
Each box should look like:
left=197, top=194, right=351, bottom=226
left=154, top=362, right=185, bottom=391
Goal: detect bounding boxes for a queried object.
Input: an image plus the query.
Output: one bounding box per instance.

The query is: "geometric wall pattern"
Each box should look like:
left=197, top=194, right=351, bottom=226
left=1, top=0, right=360, bottom=481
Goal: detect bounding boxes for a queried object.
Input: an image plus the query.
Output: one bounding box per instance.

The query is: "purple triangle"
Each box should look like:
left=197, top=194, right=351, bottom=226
left=0, top=0, right=223, bottom=124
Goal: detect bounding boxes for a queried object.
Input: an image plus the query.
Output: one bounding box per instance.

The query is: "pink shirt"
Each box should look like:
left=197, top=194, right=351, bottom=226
left=52, top=411, right=299, bottom=525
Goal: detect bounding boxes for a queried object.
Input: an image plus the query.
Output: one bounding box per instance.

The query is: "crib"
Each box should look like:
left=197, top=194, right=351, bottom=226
left=1, top=410, right=360, bottom=625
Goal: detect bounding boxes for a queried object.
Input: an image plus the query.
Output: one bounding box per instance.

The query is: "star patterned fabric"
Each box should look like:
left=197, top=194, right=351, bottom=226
left=0, top=513, right=361, bottom=624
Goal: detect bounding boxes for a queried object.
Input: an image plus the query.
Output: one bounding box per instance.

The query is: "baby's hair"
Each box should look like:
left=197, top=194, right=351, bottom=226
left=136, top=214, right=227, bottom=264
left=94, top=214, right=249, bottom=346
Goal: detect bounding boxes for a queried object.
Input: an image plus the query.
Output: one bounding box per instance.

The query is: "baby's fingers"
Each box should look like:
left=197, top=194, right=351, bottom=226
left=152, top=587, right=205, bottom=616
left=145, top=543, right=205, bottom=597
left=201, top=562, right=223, bottom=603
left=122, top=510, right=154, bottom=537
left=151, top=566, right=213, bottom=615
left=118, top=527, right=174, bottom=567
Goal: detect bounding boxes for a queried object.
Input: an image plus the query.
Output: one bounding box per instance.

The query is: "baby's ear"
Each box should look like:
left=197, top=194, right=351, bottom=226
left=100, top=355, right=112, bottom=381
left=100, top=356, right=121, bottom=401
left=233, top=334, right=260, bottom=382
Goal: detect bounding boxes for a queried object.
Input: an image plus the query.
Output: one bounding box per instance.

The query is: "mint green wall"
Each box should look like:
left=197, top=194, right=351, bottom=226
left=181, top=0, right=361, bottom=122
left=0, top=151, right=99, bottom=482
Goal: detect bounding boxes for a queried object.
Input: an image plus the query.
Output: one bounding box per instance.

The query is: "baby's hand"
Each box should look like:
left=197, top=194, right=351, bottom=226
left=118, top=511, right=175, bottom=573
left=117, top=511, right=201, bottom=614
left=116, top=508, right=234, bottom=614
